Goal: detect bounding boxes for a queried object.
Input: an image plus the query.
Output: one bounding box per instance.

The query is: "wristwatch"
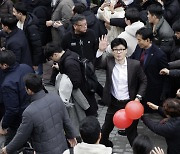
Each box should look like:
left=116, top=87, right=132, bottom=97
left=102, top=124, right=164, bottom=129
left=136, top=95, right=142, bottom=101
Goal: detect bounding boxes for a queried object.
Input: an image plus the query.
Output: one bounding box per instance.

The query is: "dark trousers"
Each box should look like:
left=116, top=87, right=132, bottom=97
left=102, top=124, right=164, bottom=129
left=4, top=128, right=18, bottom=154
left=4, top=128, right=17, bottom=146
left=81, top=87, right=98, bottom=116
left=96, top=81, right=103, bottom=98
left=100, top=96, right=138, bottom=146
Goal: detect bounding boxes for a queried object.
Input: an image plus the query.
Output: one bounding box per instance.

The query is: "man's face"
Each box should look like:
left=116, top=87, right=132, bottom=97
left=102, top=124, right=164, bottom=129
left=13, top=8, right=21, bottom=20
left=175, top=31, right=180, bottom=39
left=49, top=53, right=60, bottom=62
left=147, top=11, right=155, bottom=24
left=1, top=24, right=8, bottom=32
left=74, top=19, right=87, bottom=34
left=136, top=34, right=150, bottom=49
left=112, top=44, right=127, bottom=62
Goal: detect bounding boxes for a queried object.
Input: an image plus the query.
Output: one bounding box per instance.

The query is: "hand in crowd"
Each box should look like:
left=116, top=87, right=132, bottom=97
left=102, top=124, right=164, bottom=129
left=150, top=147, right=164, bottom=154
left=52, top=62, right=59, bottom=70
left=147, top=102, right=159, bottom=110
left=67, top=138, right=77, bottom=147
left=140, top=0, right=148, bottom=5
left=0, top=127, right=7, bottom=135
left=46, top=20, right=53, bottom=27
left=176, top=89, right=180, bottom=98
left=109, top=2, right=115, bottom=14
left=157, top=0, right=164, bottom=6
left=100, top=1, right=111, bottom=11
left=53, top=21, right=63, bottom=28
left=159, top=68, right=169, bottom=75
left=33, top=66, right=38, bottom=71
left=99, top=35, right=108, bottom=52
left=0, top=147, right=7, bottom=154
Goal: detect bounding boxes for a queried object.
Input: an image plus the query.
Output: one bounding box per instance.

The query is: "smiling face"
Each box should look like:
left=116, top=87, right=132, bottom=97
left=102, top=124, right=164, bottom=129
left=112, top=44, right=127, bottom=62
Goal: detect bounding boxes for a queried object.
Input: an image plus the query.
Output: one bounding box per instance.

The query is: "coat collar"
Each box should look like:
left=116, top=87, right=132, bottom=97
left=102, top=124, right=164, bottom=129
left=31, top=90, right=46, bottom=102
left=7, top=27, right=19, bottom=38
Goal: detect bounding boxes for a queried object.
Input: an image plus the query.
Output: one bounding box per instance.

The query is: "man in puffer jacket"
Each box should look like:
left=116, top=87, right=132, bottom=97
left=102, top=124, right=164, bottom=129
left=105, top=7, right=144, bottom=57
left=13, top=2, right=43, bottom=74
left=117, top=7, right=144, bottom=57
left=63, top=116, right=112, bottom=154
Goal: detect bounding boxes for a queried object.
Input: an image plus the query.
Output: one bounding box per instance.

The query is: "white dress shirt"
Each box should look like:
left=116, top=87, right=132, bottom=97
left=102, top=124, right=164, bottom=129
left=96, top=51, right=130, bottom=100
left=111, top=58, right=130, bottom=100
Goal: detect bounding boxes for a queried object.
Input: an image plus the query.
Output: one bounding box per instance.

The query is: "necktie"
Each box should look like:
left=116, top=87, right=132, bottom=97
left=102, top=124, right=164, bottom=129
left=140, top=50, right=146, bottom=66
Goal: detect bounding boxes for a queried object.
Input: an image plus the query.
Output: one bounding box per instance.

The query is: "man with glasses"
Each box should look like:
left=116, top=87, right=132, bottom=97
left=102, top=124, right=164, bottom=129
left=96, top=37, right=147, bottom=147
left=61, top=14, right=105, bottom=110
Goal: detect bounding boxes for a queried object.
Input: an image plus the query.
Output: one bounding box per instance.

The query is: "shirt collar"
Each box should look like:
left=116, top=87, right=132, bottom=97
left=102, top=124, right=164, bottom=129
left=115, top=58, right=127, bottom=66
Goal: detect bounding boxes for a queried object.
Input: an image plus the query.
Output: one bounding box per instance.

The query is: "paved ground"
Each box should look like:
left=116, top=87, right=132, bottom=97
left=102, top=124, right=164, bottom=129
left=0, top=62, right=167, bottom=153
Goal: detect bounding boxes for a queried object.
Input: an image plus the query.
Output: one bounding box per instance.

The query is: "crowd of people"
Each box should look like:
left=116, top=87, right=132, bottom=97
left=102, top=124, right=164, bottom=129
left=0, top=0, right=180, bottom=153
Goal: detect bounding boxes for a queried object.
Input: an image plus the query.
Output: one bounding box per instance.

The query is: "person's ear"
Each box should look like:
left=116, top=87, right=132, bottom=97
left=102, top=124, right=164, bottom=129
left=2, top=64, right=9, bottom=69
left=25, top=87, right=34, bottom=95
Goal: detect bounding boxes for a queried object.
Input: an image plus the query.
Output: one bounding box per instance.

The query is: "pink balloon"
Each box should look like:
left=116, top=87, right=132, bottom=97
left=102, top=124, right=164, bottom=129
left=113, top=109, right=133, bottom=129
left=125, top=101, right=144, bottom=120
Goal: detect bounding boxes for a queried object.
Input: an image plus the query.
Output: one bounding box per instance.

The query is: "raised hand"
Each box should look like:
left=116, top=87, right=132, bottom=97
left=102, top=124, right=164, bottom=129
left=150, top=147, right=164, bottom=154
left=99, top=35, right=109, bottom=52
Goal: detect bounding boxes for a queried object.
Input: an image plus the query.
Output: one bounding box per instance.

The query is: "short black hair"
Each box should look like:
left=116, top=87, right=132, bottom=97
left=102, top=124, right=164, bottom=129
left=24, top=73, right=43, bottom=93
left=70, top=14, right=86, bottom=25
left=147, top=3, right=163, bottom=19
left=73, top=3, right=87, bottom=14
left=1, top=14, right=18, bottom=30
left=111, top=38, right=127, bottom=49
left=133, top=135, right=153, bottom=154
left=44, top=42, right=63, bottom=60
left=125, top=7, right=140, bottom=24
left=163, top=98, right=180, bottom=117
left=14, top=2, right=27, bottom=16
left=79, top=116, right=101, bottom=144
left=0, top=50, right=16, bottom=66
left=172, top=19, right=180, bottom=32
left=136, top=27, right=153, bottom=41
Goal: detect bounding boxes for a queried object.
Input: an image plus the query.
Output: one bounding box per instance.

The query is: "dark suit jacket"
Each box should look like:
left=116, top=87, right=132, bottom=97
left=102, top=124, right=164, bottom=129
left=96, top=54, right=147, bottom=106
left=131, top=44, right=169, bottom=105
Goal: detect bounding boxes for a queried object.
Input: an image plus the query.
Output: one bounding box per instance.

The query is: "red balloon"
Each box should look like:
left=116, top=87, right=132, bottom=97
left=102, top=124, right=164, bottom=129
left=125, top=101, right=144, bottom=120
left=113, top=109, right=133, bottom=129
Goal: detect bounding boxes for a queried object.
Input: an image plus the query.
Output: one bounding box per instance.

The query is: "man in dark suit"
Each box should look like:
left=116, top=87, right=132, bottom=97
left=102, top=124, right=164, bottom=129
left=96, top=37, right=147, bottom=147
left=131, top=27, right=169, bottom=112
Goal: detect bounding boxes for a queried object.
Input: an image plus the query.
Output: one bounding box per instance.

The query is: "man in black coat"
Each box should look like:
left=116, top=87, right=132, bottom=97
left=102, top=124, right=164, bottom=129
left=96, top=37, right=147, bottom=147
left=13, top=2, right=43, bottom=74
left=61, top=14, right=104, bottom=106
left=44, top=42, right=98, bottom=116
left=0, top=50, right=34, bottom=146
left=131, top=27, right=169, bottom=112
left=1, top=14, right=32, bottom=66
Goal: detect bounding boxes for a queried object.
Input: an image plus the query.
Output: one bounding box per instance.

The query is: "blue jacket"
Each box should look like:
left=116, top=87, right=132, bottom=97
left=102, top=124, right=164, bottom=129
left=1, top=63, right=34, bottom=129
left=5, top=28, right=33, bottom=66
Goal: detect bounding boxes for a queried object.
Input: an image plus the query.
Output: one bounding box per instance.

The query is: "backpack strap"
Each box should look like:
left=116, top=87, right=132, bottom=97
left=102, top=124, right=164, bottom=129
left=69, top=147, right=74, bottom=154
